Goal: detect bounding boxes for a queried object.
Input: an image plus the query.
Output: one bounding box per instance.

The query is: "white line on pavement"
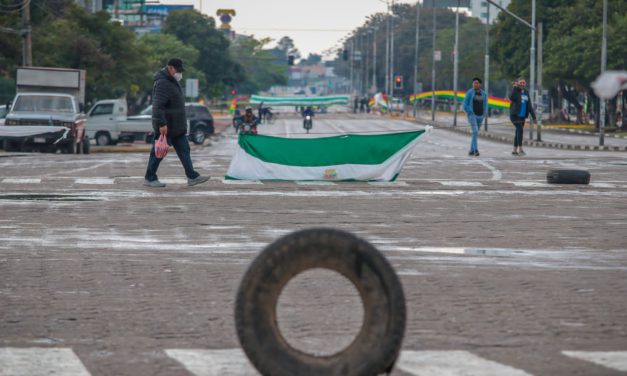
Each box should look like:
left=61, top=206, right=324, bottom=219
left=295, top=181, right=337, bottom=185
left=221, top=180, right=264, bottom=185
left=439, top=181, right=484, bottom=187
left=396, top=350, right=533, bottom=376
left=476, top=159, right=503, bottom=181
left=562, top=351, right=627, bottom=372
left=2, top=178, right=41, bottom=184
left=74, top=178, right=115, bottom=185
left=165, top=349, right=258, bottom=376
left=0, top=347, right=91, bottom=376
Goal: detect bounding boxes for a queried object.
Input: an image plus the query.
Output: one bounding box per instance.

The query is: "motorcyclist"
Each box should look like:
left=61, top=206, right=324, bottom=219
left=302, top=106, right=314, bottom=133
left=302, top=106, right=314, bottom=118
left=239, top=107, right=259, bottom=134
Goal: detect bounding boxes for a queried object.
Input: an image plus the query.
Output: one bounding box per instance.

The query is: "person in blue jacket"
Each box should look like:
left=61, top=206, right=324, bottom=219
left=463, top=77, right=488, bottom=156
left=509, top=78, right=536, bottom=156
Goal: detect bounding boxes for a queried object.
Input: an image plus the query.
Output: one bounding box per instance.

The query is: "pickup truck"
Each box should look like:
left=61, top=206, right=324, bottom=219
left=85, top=99, right=153, bottom=145
left=2, top=67, right=89, bottom=154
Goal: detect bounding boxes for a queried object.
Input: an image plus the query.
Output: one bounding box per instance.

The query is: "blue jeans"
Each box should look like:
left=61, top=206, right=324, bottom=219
left=468, top=114, right=484, bottom=153
left=144, top=133, right=200, bottom=181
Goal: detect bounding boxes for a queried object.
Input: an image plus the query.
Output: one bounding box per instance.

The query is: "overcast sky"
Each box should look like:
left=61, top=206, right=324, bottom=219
left=159, top=0, right=416, bottom=59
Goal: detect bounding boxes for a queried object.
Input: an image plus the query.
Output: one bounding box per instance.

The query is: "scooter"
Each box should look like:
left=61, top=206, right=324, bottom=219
left=303, top=115, right=312, bottom=134
left=239, top=119, right=258, bottom=135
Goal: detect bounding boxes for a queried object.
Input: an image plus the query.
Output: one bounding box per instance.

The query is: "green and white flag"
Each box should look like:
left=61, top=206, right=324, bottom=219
left=226, top=128, right=431, bottom=181
left=249, top=95, right=350, bottom=106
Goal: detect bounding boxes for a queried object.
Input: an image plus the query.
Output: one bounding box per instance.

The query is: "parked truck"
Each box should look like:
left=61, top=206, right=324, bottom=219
left=2, top=67, right=89, bottom=154
left=85, top=99, right=153, bottom=145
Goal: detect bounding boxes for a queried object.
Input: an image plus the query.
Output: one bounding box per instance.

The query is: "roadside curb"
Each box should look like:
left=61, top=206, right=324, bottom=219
left=405, top=116, right=627, bottom=152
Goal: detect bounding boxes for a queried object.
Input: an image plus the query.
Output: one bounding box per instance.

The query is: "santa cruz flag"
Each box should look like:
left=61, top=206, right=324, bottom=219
left=226, top=128, right=431, bottom=181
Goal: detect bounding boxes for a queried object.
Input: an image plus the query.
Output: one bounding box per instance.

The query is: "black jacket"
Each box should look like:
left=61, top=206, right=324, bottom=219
left=151, top=68, right=187, bottom=137
left=509, top=86, right=536, bottom=120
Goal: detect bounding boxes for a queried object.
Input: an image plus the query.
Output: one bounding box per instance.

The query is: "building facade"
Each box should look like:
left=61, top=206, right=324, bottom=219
left=468, top=0, right=511, bottom=24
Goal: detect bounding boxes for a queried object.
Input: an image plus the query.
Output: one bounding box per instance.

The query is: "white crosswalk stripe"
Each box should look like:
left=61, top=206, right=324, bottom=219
left=396, top=350, right=533, bottom=376
left=2, top=178, right=41, bottom=184
left=0, top=347, right=90, bottom=376
left=74, top=178, right=115, bottom=185
left=165, top=349, right=257, bottom=376
left=562, top=351, right=627, bottom=372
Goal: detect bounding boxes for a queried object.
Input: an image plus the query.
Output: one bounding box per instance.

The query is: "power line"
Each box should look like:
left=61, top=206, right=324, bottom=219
left=238, top=27, right=351, bottom=32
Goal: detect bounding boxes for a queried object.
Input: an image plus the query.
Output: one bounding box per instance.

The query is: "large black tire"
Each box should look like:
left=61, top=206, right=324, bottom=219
left=235, top=228, right=406, bottom=376
left=95, top=132, right=111, bottom=146
left=190, top=125, right=206, bottom=145
left=547, top=169, right=590, bottom=184
left=82, top=136, right=90, bottom=155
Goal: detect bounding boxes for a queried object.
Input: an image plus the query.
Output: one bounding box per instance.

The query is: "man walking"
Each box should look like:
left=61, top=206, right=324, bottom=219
left=509, top=78, right=536, bottom=156
left=463, top=77, right=488, bottom=156
left=144, top=58, right=209, bottom=188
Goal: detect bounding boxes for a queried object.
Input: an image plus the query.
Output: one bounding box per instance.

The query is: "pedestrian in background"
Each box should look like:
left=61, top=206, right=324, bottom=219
left=144, top=58, right=209, bottom=188
left=509, top=78, right=536, bottom=156
left=462, top=77, right=488, bottom=156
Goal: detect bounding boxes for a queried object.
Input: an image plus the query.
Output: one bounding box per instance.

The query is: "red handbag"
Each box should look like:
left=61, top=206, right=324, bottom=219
left=155, top=134, right=169, bottom=158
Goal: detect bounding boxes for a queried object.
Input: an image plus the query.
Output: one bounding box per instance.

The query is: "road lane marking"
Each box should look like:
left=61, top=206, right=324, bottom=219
left=397, top=350, right=533, bottom=376
left=562, top=351, right=627, bottom=372
left=159, top=178, right=188, bottom=185
left=476, top=159, right=503, bottom=181
left=439, top=181, right=484, bottom=187
left=221, top=180, right=263, bottom=185
left=0, top=347, right=91, bottom=376
left=165, top=349, right=257, bottom=376
left=2, top=178, right=41, bottom=184
left=368, top=181, right=409, bottom=186
left=509, top=181, right=551, bottom=187
left=74, top=178, right=115, bottom=185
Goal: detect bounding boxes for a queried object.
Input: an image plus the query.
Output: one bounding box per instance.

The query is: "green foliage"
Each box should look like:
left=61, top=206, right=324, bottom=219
left=229, top=36, right=287, bottom=94
left=163, top=10, right=245, bottom=96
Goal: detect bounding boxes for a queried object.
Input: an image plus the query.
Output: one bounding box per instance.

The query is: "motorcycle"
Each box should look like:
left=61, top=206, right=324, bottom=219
left=239, top=119, right=258, bottom=135
left=303, top=115, right=313, bottom=134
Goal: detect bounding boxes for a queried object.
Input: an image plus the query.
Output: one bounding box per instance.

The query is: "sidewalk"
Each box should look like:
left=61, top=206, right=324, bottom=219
left=409, top=111, right=627, bottom=152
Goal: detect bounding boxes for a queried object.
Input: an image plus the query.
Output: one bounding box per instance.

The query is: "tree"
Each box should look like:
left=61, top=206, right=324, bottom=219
left=229, top=36, right=288, bottom=94
left=163, top=10, right=245, bottom=97
left=274, top=36, right=301, bottom=61
left=299, top=53, right=322, bottom=66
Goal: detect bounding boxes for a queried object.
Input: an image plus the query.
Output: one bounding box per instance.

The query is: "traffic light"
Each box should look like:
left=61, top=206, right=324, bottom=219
left=231, top=89, right=236, bottom=95
left=342, top=49, right=348, bottom=61
left=394, top=75, right=403, bottom=90
left=288, top=55, right=295, bottom=66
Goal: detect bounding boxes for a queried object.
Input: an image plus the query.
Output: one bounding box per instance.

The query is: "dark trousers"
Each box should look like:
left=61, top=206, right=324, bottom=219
left=144, top=133, right=199, bottom=181
left=510, top=115, right=525, bottom=147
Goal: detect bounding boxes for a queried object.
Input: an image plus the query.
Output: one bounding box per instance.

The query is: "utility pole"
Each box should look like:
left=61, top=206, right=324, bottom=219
left=599, top=0, right=607, bottom=146
left=372, top=27, right=377, bottom=93
left=431, top=7, right=436, bottom=121
left=385, top=6, right=390, bottom=97
left=453, top=0, right=460, bottom=126
left=529, top=0, right=536, bottom=140
left=22, top=0, right=32, bottom=66
left=484, top=3, right=490, bottom=130
left=390, top=11, right=395, bottom=97
left=537, top=22, right=543, bottom=142
left=413, top=2, right=421, bottom=118
left=349, top=39, right=354, bottom=95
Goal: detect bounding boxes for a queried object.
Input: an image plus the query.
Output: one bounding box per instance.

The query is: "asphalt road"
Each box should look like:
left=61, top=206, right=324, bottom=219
left=1, top=113, right=626, bottom=375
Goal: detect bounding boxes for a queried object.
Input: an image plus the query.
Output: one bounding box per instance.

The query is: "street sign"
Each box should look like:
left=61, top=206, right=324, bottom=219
left=434, top=50, right=442, bottom=61
left=185, top=79, right=199, bottom=98
left=423, top=0, right=470, bottom=7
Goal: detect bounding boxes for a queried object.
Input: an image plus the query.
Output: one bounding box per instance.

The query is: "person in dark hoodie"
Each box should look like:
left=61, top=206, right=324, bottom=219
left=144, top=58, right=209, bottom=188
left=509, top=78, right=536, bottom=156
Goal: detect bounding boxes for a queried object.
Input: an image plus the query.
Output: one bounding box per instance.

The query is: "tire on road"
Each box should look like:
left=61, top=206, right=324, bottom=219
left=235, top=228, right=406, bottom=376
left=190, top=124, right=206, bottom=145
left=95, top=132, right=111, bottom=146
left=546, top=169, right=590, bottom=184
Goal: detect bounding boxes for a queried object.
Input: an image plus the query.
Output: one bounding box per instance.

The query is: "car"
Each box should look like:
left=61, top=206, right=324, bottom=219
left=131, top=103, right=214, bottom=145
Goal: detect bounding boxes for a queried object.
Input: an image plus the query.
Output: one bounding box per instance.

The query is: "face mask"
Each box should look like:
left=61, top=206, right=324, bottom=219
left=174, top=72, right=183, bottom=82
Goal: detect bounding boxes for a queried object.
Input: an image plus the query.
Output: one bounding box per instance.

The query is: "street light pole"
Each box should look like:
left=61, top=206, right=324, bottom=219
left=453, top=0, right=460, bottom=126
left=413, top=2, right=421, bottom=118
left=372, top=27, right=378, bottom=93
left=529, top=0, right=536, bottom=140
left=21, top=0, right=32, bottom=66
left=385, top=6, right=390, bottom=96
left=599, top=0, right=607, bottom=146
left=390, top=12, right=396, bottom=98
left=537, top=22, right=543, bottom=142
left=431, top=7, right=436, bottom=121
left=484, top=2, right=490, bottom=130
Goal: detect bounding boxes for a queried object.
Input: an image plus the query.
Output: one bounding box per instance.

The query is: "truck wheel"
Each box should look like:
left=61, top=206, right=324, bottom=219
left=235, top=228, right=406, bottom=376
left=191, top=125, right=206, bottom=145
left=95, top=132, right=111, bottom=146
left=82, top=136, right=90, bottom=154
left=547, top=169, right=590, bottom=184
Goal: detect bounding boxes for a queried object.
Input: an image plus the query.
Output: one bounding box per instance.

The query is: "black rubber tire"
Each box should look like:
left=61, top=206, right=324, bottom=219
left=82, top=136, right=90, bottom=155
left=95, top=132, right=111, bottom=146
left=191, top=125, right=206, bottom=145
left=546, top=169, right=590, bottom=184
left=235, top=228, right=406, bottom=376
